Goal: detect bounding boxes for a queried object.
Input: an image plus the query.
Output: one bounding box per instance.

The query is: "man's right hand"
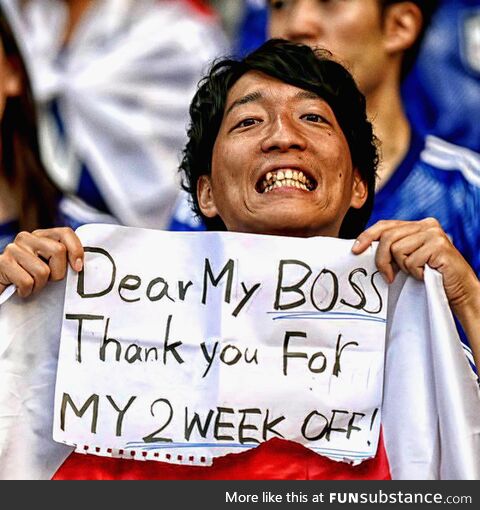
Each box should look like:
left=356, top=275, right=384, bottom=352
left=0, top=227, right=84, bottom=297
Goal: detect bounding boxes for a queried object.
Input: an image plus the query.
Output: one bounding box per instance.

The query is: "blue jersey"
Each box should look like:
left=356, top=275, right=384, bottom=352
left=403, top=0, right=480, bottom=153
left=369, top=132, right=480, bottom=276
left=236, top=0, right=268, bottom=56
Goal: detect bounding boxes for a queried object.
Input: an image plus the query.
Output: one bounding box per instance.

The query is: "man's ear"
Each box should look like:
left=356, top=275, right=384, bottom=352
left=197, top=175, right=219, bottom=218
left=349, top=169, right=368, bottom=210
left=4, top=57, right=22, bottom=97
left=382, top=1, right=423, bottom=54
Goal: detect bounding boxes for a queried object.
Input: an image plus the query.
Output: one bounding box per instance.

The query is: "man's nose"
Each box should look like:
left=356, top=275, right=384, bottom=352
left=260, top=116, right=307, bottom=153
left=278, top=1, right=323, bottom=46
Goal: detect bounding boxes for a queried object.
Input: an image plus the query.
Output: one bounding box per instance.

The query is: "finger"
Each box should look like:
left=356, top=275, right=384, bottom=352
left=390, top=221, right=452, bottom=277
left=374, top=249, right=395, bottom=284
left=352, top=220, right=409, bottom=254
left=0, top=282, right=8, bottom=295
left=32, top=227, right=84, bottom=271
left=398, top=230, right=454, bottom=281
left=40, top=240, right=67, bottom=282
left=388, top=233, right=427, bottom=274
left=406, top=234, right=457, bottom=275
left=371, top=223, right=426, bottom=283
left=8, top=266, right=35, bottom=298
left=353, top=217, right=442, bottom=254
left=0, top=252, right=36, bottom=298
left=402, top=244, right=436, bottom=281
left=16, top=228, right=82, bottom=276
left=3, top=243, right=51, bottom=294
left=14, top=232, right=69, bottom=281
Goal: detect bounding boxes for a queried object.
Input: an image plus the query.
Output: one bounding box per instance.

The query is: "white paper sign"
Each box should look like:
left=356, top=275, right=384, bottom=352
left=53, top=224, right=388, bottom=466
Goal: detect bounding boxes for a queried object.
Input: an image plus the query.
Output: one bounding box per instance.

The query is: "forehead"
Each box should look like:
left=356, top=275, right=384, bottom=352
left=267, top=0, right=385, bottom=36
left=224, top=71, right=337, bottom=115
left=268, top=0, right=382, bottom=14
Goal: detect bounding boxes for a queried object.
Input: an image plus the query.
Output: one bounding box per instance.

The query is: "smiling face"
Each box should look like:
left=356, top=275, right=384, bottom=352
left=197, top=71, right=367, bottom=238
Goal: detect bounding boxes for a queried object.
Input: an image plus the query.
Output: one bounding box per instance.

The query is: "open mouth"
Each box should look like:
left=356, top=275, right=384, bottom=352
left=257, top=169, right=317, bottom=193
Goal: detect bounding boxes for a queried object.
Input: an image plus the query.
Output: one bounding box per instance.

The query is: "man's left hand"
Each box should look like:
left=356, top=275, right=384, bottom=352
left=352, top=218, right=480, bottom=314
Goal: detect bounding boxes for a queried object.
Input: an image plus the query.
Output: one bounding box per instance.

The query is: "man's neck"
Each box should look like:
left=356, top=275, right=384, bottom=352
left=366, top=76, right=411, bottom=192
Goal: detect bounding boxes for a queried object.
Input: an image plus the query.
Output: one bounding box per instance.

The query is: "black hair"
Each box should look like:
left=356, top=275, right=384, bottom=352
left=0, top=5, right=61, bottom=231
left=380, top=0, right=440, bottom=79
left=180, top=39, right=378, bottom=239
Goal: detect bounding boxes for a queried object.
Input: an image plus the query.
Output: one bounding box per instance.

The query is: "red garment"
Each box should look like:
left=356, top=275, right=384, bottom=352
left=53, top=435, right=391, bottom=480
left=183, top=0, right=215, bottom=17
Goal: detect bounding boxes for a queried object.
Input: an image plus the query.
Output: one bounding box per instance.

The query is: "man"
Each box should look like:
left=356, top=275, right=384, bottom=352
left=0, top=40, right=479, bottom=479
left=268, top=0, right=480, bottom=275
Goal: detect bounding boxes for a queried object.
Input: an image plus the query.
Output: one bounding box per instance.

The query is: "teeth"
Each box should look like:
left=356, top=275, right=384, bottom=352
left=260, top=169, right=315, bottom=193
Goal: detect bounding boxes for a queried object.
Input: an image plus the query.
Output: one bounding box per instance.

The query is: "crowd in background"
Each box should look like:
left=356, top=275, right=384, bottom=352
left=233, top=0, right=480, bottom=154
left=1, top=0, right=479, bottom=248
left=1, top=0, right=480, bottom=481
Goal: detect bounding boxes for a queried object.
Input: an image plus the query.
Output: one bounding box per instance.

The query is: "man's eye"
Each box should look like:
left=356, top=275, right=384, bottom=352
left=302, top=113, right=329, bottom=124
left=269, top=0, right=287, bottom=11
left=235, top=118, right=259, bottom=129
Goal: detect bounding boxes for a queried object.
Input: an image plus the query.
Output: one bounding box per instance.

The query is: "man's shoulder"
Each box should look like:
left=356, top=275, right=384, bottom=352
left=419, top=135, right=480, bottom=189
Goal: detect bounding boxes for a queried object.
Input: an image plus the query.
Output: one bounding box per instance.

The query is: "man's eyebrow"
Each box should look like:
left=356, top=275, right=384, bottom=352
left=224, top=89, right=323, bottom=117
left=225, top=91, right=262, bottom=116
left=296, top=90, right=321, bottom=101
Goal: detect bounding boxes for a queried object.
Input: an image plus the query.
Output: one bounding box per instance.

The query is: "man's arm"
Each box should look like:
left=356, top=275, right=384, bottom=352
left=353, top=218, right=480, bottom=369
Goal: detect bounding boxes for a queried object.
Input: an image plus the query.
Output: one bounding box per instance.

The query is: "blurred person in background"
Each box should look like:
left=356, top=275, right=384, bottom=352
left=0, top=0, right=228, bottom=231
left=265, top=0, right=480, bottom=280
left=0, top=4, right=115, bottom=253
left=401, top=0, right=480, bottom=154
left=237, top=0, right=268, bottom=55
left=237, top=0, right=480, bottom=153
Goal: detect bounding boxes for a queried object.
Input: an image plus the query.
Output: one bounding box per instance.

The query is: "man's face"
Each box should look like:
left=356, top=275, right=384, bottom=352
left=197, top=71, right=367, bottom=238
left=268, top=0, right=389, bottom=96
